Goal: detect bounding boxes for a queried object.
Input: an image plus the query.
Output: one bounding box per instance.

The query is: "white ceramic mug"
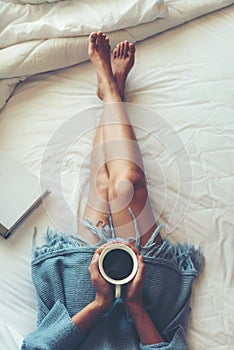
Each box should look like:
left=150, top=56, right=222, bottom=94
left=98, top=243, right=138, bottom=298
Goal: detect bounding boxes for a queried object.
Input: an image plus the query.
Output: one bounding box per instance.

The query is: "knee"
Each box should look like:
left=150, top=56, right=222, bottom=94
left=108, top=168, right=145, bottom=203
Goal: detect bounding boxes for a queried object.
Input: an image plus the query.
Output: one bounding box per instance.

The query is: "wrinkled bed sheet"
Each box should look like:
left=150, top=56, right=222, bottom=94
left=0, top=2, right=234, bottom=350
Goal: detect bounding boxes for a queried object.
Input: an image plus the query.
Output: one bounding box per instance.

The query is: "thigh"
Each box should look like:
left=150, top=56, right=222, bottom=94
left=77, top=164, right=111, bottom=245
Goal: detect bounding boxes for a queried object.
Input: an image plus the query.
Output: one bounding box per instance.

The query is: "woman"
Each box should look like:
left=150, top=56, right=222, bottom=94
left=21, top=32, right=204, bottom=350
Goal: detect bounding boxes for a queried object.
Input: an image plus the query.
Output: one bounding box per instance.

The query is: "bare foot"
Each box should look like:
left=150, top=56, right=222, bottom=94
left=111, top=41, right=135, bottom=100
left=88, top=32, right=121, bottom=102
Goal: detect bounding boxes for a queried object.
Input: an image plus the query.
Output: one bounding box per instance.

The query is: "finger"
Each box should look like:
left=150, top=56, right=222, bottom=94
left=95, top=240, right=126, bottom=255
left=138, top=255, right=145, bottom=272
left=89, top=253, right=100, bottom=275
left=95, top=241, right=140, bottom=259
left=92, top=252, right=100, bottom=263
left=117, top=242, right=140, bottom=257
left=95, top=242, right=118, bottom=255
left=135, top=256, right=146, bottom=281
left=128, top=244, right=140, bottom=257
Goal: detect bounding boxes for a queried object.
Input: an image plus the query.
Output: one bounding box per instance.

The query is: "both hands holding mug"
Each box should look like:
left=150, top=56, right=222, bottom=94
left=72, top=242, right=164, bottom=345
left=90, top=242, right=145, bottom=314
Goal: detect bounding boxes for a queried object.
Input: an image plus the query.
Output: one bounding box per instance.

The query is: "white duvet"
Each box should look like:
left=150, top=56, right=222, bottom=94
left=0, top=0, right=233, bottom=110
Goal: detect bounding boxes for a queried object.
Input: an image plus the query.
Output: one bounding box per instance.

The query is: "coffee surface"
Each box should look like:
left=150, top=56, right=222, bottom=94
left=103, top=249, right=134, bottom=280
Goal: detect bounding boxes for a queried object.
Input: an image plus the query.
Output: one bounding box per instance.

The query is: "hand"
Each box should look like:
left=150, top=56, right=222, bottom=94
left=124, top=254, right=146, bottom=315
left=72, top=244, right=116, bottom=334
left=89, top=247, right=115, bottom=312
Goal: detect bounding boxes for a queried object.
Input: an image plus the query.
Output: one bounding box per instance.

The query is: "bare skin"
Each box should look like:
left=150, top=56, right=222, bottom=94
left=73, top=33, right=164, bottom=346
left=81, top=32, right=162, bottom=246
left=72, top=242, right=164, bottom=345
left=88, top=31, right=120, bottom=102
left=88, top=32, right=135, bottom=100
left=111, top=40, right=135, bottom=100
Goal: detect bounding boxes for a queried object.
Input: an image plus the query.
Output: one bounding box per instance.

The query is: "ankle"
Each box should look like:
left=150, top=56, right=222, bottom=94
left=101, top=80, right=123, bottom=103
left=104, top=90, right=122, bottom=103
left=103, top=90, right=123, bottom=103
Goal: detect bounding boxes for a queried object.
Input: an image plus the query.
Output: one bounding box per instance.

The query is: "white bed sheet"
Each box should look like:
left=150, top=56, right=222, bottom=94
left=0, top=5, right=234, bottom=350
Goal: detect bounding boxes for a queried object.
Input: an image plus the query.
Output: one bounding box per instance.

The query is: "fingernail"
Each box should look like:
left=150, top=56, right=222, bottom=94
left=94, top=253, right=99, bottom=260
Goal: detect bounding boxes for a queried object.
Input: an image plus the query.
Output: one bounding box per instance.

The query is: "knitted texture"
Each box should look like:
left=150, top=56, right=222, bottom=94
left=22, top=218, right=204, bottom=350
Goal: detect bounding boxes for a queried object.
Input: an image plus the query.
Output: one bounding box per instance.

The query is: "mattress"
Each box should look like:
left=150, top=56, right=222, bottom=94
left=0, top=1, right=234, bottom=349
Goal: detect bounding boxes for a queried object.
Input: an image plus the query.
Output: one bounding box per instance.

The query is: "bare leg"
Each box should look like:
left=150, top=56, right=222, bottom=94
left=78, top=32, right=117, bottom=244
left=81, top=32, right=162, bottom=246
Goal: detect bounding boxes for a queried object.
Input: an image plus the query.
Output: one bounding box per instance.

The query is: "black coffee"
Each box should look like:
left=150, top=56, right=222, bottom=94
left=103, top=249, right=134, bottom=280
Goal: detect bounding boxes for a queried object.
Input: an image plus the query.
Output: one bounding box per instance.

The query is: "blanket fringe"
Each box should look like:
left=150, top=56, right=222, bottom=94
left=141, top=239, right=204, bottom=276
left=33, top=226, right=204, bottom=276
left=33, top=227, right=88, bottom=260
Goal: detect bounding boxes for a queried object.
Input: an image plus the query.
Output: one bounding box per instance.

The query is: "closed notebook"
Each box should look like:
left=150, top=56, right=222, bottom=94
left=0, top=150, right=49, bottom=239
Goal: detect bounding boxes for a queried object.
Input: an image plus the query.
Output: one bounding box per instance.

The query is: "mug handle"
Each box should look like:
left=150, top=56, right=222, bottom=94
left=115, top=285, right=121, bottom=299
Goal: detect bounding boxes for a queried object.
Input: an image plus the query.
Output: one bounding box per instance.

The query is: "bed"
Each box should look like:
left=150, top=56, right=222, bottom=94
left=0, top=0, right=234, bottom=349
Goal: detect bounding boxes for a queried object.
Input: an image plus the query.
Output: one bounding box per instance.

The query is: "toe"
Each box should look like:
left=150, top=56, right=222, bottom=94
left=103, top=34, right=110, bottom=52
left=129, top=43, right=136, bottom=57
left=89, top=32, right=97, bottom=44
left=124, top=40, right=129, bottom=58
left=129, top=43, right=135, bottom=52
left=97, top=32, right=105, bottom=47
left=97, top=32, right=109, bottom=50
left=105, top=35, right=109, bottom=44
left=113, top=47, right=118, bottom=59
left=120, top=42, right=124, bottom=57
left=89, top=32, right=98, bottom=54
left=117, top=43, right=121, bottom=57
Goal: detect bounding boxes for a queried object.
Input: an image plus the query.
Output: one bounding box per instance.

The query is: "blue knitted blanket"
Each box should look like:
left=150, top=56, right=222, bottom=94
left=22, top=218, right=204, bottom=350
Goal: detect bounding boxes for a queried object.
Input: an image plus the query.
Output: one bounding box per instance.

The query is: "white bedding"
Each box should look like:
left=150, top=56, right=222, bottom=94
left=0, top=0, right=233, bottom=109
left=0, top=1, right=234, bottom=349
